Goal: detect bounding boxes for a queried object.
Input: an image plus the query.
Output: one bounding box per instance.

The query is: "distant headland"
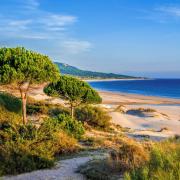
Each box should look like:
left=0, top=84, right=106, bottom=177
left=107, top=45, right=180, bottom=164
left=55, top=62, right=143, bottom=80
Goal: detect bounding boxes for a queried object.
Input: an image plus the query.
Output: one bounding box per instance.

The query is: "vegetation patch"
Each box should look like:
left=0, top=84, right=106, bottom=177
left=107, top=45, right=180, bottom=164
left=75, top=105, right=111, bottom=130
left=126, top=108, right=157, bottom=117
left=27, top=101, right=69, bottom=116
left=79, top=137, right=180, bottom=180
left=114, top=105, right=127, bottom=113
left=0, top=107, right=79, bottom=176
left=0, top=92, right=22, bottom=114
left=78, top=158, right=121, bottom=180
left=125, top=137, right=180, bottom=180
left=42, top=114, right=85, bottom=139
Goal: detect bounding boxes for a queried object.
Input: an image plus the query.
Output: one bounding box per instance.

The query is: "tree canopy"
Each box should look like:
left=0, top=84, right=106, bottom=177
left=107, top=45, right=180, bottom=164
left=0, top=47, right=60, bottom=124
left=44, top=76, right=102, bottom=117
left=44, top=75, right=102, bottom=104
left=0, top=47, right=60, bottom=85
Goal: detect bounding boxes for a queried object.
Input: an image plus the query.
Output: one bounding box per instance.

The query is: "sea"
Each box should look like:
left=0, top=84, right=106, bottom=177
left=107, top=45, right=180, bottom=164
left=88, top=79, right=180, bottom=99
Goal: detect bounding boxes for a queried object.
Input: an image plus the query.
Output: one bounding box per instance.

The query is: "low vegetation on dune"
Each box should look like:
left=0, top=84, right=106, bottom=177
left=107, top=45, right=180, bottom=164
left=27, top=99, right=70, bottom=117
left=125, top=137, right=180, bottom=180
left=75, top=105, right=111, bottom=130
left=0, top=98, right=79, bottom=176
left=79, top=137, right=180, bottom=180
left=0, top=92, right=22, bottom=114
left=78, top=138, right=150, bottom=179
left=42, top=114, right=85, bottom=139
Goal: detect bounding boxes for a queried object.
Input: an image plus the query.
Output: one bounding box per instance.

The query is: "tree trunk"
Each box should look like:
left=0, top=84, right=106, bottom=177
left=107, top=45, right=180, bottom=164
left=70, top=104, right=74, bottom=119
left=20, top=91, right=27, bottom=124
left=19, top=82, right=30, bottom=124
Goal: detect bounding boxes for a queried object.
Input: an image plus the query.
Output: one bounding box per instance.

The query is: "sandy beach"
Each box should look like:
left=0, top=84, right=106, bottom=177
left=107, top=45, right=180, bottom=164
left=99, top=91, right=180, bottom=140
left=99, top=90, right=180, bottom=105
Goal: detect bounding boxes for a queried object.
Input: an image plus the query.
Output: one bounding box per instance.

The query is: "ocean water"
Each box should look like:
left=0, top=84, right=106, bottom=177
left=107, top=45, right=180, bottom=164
left=88, top=79, right=180, bottom=99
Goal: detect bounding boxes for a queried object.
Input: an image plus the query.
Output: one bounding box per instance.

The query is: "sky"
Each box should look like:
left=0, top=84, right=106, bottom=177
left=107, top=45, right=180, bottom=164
left=0, top=0, right=180, bottom=78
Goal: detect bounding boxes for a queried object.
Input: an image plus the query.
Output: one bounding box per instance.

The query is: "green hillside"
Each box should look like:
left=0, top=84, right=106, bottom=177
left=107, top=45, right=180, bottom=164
left=55, top=62, right=136, bottom=79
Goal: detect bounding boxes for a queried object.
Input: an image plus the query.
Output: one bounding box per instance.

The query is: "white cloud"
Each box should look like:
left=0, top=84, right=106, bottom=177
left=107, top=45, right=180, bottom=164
left=39, top=14, right=77, bottom=31
left=138, top=5, right=180, bottom=23
left=62, top=40, right=92, bottom=54
left=0, top=0, right=93, bottom=58
left=156, top=6, right=180, bottom=17
left=24, top=0, right=39, bottom=10
left=8, top=20, right=32, bottom=30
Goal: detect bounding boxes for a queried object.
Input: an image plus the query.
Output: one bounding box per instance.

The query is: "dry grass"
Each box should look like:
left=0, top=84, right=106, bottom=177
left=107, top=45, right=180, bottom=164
left=114, top=105, right=127, bottom=113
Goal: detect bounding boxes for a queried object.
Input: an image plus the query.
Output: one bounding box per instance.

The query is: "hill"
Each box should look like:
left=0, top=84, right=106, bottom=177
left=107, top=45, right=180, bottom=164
left=55, top=62, right=136, bottom=79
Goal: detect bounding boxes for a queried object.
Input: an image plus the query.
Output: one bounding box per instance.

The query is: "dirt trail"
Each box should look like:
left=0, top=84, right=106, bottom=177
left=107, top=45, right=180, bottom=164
left=3, top=151, right=107, bottom=180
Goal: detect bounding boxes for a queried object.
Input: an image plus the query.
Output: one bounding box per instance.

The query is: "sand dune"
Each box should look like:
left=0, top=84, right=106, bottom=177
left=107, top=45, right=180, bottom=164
left=100, top=91, right=180, bottom=140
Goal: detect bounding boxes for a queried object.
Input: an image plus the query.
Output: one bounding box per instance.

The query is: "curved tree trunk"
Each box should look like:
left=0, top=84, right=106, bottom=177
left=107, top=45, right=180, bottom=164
left=20, top=90, right=27, bottom=124
left=19, top=82, right=30, bottom=124
left=70, top=104, right=74, bottom=119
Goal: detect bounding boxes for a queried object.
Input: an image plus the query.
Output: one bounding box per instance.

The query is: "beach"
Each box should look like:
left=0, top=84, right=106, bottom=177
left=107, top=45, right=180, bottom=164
left=99, top=90, right=180, bottom=105
left=99, top=91, right=180, bottom=140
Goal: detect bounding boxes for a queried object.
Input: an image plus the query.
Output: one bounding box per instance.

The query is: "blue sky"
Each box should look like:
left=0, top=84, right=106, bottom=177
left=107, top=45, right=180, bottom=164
left=0, top=0, right=180, bottom=78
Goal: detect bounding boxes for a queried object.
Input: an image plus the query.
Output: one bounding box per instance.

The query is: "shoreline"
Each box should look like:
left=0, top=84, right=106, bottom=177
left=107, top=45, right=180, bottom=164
left=85, top=78, right=148, bottom=82
left=98, top=90, right=180, bottom=105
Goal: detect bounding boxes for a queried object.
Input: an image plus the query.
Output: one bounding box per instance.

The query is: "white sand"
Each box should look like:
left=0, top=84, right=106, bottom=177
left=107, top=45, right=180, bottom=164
left=99, top=91, right=180, bottom=140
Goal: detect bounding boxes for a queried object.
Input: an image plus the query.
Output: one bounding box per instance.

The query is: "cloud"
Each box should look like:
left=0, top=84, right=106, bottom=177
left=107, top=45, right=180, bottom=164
left=62, top=40, right=92, bottom=54
left=156, top=6, right=180, bottom=17
left=39, top=14, right=77, bottom=31
left=138, top=4, right=180, bottom=23
left=8, top=20, right=32, bottom=30
left=0, top=0, right=92, bottom=58
left=24, top=0, right=40, bottom=10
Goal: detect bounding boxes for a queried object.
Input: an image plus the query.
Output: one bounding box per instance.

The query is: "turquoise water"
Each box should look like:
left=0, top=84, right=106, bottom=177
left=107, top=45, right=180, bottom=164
left=88, top=79, right=180, bottom=99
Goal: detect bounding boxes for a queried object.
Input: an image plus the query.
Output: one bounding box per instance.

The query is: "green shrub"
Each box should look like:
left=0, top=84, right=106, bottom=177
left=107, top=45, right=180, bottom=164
left=110, top=139, right=149, bottom=172
left=0, top=122, right=54, bottom=175
left=125, top=138, right=180, bottom=180
left=0, top=111, right=79, bottom=176
left=0, top=142, right=54, bottom=175
left=78, top=159, right=119, bottom=180
left=41, top=114, right=85, bottom=139
left=75, top=105, right=111, bottom=130
left=0, top=92, right=22, bottom=114
left=0, top=106, right=21, bottom=125
left=48, top=107, right=70, bottom=117
left=27, top=102, right=69, bottom=116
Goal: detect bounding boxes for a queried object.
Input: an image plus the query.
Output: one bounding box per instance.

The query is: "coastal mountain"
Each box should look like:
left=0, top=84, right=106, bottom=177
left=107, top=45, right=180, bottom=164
left=55, top=62, right=136, bottom=79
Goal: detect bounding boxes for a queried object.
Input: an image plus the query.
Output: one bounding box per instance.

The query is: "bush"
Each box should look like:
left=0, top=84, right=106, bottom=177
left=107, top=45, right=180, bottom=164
left=125, top=138, right=180, bottom=180
left=78, top=159, right=119, bottom=180
left=0, top=122, right=54, bottom=175
left=0, top=92, right=22, bottom=114
left=27, top=101, right=69, bottom=116
left=0, top=107, right=22, bottom=126
left=41, top=114, right=85, bottom=139
left=0, top=113, right=79, bottom=176
left=75, top=105, right=111, bottom=130
left=110, top=139, right=149, bottom=172
left=0, top=142, right=54, bottom=175
left=78, top=137, right=151, bottom=180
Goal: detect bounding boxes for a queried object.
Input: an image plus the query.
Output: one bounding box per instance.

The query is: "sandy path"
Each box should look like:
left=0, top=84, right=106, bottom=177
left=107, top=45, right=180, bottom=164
left=4, top=156, right=93, bottom=180
left=3, top=151, right=107, bottom=180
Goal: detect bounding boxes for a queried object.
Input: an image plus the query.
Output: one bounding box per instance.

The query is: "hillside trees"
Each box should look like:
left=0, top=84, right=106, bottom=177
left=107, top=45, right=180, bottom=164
left=44, top=75, right=102, bottom=118
left=0, top=47, right=60, bottom=124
